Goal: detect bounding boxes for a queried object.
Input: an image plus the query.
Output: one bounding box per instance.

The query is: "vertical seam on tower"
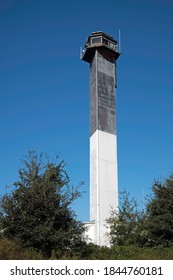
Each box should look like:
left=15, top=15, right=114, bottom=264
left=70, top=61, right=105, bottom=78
left=114, top=62, right=119, bottom=211
left=95, top=49, right=100, bottom=246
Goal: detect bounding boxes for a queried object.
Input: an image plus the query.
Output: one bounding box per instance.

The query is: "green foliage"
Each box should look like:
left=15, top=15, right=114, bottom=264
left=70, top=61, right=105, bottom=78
left=1, top=237, right=173, bottom=260
left=64, top=244, right=173, bottom=260
left=82, top=245, right=173, bottom=260
left=0, top=150, right=85, bottom=258
left=107, top=174, right=173, bottom=249
left=107, top=190, right=146, bottom=246
left=109, top=246, right=173, bottom=260
left=144, top=174, right=173, bottom=247
left=0, top=238, right=43, bottom=260
left=1, top=150, right=173, bottom=259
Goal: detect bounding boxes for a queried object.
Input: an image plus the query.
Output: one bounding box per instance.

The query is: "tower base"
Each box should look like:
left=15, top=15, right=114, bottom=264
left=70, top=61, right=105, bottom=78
left=83, top=130, right=118, bottom=247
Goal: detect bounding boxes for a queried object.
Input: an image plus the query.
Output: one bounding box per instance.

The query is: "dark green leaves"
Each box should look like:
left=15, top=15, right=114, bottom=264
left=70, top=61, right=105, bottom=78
left=0, top=150, right=85, bottom=258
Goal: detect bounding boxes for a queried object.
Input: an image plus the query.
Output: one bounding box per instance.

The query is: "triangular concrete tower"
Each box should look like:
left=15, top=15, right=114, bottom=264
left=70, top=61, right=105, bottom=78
left=82, top=31, right=120, bottom=246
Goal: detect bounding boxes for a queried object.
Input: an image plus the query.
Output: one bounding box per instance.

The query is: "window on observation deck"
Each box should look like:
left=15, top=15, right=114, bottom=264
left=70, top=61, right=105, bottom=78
left=91, top=37, right=101, bottom=45
left=102, top=38, right=108, bottom=46
left=109, top=42, right=116, bottom=50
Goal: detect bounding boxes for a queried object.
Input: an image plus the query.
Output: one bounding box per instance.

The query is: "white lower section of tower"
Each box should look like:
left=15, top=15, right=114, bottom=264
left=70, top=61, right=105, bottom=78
left=90, top=129, right=118, bottom=246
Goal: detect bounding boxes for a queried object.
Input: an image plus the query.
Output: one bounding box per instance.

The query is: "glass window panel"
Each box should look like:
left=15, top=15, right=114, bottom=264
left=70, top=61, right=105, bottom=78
left=92, top=37, right=101, bottom=44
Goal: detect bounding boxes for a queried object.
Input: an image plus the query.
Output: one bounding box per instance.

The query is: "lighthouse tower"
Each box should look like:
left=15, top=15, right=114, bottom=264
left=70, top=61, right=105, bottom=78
left=82, top=31, right=120, bottom=246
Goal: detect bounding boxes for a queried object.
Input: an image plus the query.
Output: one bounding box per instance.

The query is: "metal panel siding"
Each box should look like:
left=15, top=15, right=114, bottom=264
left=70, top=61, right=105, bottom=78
left=98, top=52, right=116, bottom=135
left=90, top=55, right=97, bottom=137
left=90, top=131, right=98, bottom=223
left=99, top=127, right=116, bottom=162
left=90, top=50, right=116, bottom=137
left=90, top=130, right=118, bottom=246
left=83, top=222, right=95, bottom=244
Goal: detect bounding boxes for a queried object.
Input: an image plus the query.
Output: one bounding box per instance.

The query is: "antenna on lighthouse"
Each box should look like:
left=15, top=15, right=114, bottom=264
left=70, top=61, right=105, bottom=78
left=80, top=47, right=83, bottom=60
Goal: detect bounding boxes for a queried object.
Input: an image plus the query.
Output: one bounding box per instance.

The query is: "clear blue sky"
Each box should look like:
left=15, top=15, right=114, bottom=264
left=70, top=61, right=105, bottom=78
left=0, top=0, right=173, bottom=221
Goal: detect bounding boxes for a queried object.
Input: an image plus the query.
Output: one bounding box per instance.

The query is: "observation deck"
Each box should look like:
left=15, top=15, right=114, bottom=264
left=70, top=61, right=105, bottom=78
left=82, top=31, right=121, bottom=63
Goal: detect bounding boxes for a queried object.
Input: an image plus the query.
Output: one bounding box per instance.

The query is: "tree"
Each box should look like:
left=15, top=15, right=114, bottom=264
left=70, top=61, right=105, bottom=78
left=0, top=150, right=85, bottom=258
left=107, top=190, right=146, bottom=246
left=144, top=174, right=173, bottom=247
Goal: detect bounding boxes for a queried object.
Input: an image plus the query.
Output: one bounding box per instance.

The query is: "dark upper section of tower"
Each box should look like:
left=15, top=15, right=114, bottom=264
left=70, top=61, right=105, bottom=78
left=82, top=31, right=120, bottom=63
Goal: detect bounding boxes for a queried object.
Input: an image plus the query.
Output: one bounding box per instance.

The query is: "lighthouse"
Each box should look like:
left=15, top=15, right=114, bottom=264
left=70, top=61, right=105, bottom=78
left=82, top=31, right=120, bottom=246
